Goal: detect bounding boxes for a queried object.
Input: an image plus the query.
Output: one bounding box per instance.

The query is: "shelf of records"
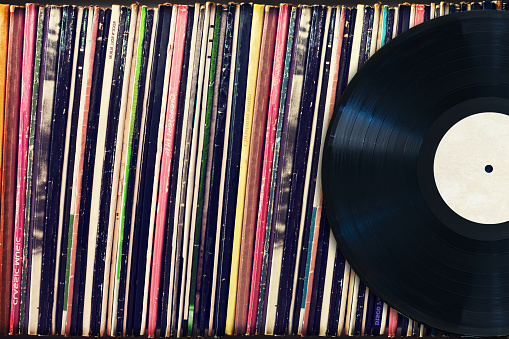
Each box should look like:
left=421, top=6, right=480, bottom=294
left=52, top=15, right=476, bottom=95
left=0, top=1, right=486, bottom=337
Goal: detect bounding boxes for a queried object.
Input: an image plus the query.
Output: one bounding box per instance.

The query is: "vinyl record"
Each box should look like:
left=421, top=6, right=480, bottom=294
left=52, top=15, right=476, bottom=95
left=323, top=10, right=509, bottom=337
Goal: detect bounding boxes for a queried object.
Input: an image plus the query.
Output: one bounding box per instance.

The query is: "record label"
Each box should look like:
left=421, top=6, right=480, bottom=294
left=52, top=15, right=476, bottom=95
left=433, top=112, right=509, bottom=225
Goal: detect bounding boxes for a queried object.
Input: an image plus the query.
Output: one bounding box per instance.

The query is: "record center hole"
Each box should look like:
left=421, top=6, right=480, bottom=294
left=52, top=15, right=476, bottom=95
left=485, top=165, right=494, bottom=173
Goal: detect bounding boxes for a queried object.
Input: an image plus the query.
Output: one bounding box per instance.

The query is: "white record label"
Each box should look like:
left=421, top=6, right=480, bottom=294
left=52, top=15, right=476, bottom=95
left=434, top=112, right=509, bottom=225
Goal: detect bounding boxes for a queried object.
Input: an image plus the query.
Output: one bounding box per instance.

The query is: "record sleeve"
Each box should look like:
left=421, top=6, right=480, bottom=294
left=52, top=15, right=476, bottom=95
left=163, top=8, right=194, bottom=336
left=136, top=4, right=171, bottom=335
left=247, top=5, right=289, bottom=335
left=81, top=5, right=119, bottom=335
left=196, top=6, right=227, bottom=336
left=142, top=4, right=173, bottom=334
left=225, top=3, right=264, bottom=334
left=21, top=8, right=45, bottom=333
left=38, top=6, right=76, bottom=335
left=264, top=5, right=310, bottom=334
left=87, top=6, right=128, bottom=336
left=53, top=8, right=84, bottom=334
left=193, top=7, right=223, bottom=333
left=116, top=8, right=152, bottom=335
left=72, top=9, right=109, bottom=335
left=63, top=7, right=97, bottom=335
left=207, top=4, right=237, bottom=335
left=297, top=6, right=333, bottom=335
left=256, top=7, right=297, bottom=334
left=175, top=5, right=204, bottom=337
left=0, top=4, right=9, bottom=329
left=11, top=4, right=38, bottom=334
left=28, top=7, right=60, bottom=334
left=2, top=5, right=24, bottom=335
left=146, top=4, right=185, bottom=336
left=102, top=6, right=136, bottom=336
left=111, top=6, right=149, bottom=335
left=180, top=3, right=211, bottom=331
left=187, top=4, right=220, bottom=333
left=158, top=5, right=188, bottom=336
left=235, top=5, right=277, bottom=335
left=274, top=6, right=325, bottom=334
left=213, top=3, right=252, bottom=335
left=125, top=5, right=160, bottom=336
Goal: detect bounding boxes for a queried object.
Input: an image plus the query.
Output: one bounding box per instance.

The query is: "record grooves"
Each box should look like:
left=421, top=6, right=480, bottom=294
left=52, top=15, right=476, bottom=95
left=323, top=10, right=509, bottom=337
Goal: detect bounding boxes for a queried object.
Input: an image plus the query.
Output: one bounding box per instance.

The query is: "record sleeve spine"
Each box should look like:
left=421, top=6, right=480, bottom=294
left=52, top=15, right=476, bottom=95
left=10, top=4, right=36, bottom=334
left=147, top=4, right=187, bottom=337
left=195, top=6, right=226, bottom=336
left=235, top=4, right=277, bottom=335
left=101, top=5, right=137, bottom=336
left=298, top=6, right=332, bottom=335
left=20, top=8, right=44, bottom=333
left=2, top=5, right=24, bottom=334
left=136, top=4, right=170, bottom=335
left=173, top=4, right=202, bottom=337
left=264, top=5, right=310, bottom=335
left=187, top=4, right=220, bottom=333
left=224, top=4, right=264, bottom=334
left=64, top=7, right=98, bottom=335
left=256, top=6, right=297, bottom=334
left=110, top=6, right=146, bottom=334
left=29, top=5, right=60, bottom=334
left=246, top=4, right=289, bottom=335
left=176, top=4, right=203, bottom=337
left=207, top=3, right=238, bottom=335
left=81, top=6, right=118, bottom=334
left=0, top=4, right=9, bottom=326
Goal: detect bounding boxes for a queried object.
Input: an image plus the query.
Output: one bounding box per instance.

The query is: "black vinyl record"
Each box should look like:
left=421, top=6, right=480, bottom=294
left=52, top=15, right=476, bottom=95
left=323, top=10, right=509, bottom=337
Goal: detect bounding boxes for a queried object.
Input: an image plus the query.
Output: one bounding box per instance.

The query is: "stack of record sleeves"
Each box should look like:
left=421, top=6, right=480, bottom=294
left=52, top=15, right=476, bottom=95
left=0, top=1, right=496, bottom=336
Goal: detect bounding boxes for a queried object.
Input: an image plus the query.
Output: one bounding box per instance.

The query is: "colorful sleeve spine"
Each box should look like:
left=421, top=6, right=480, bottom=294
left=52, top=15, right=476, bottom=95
left=124, top=6, right=158, bottom=336
left=81, top=5, right=118, bottom=335
left=110, top=6, right=147, bottom=335
left=191, top=6, right=224, bottom=334
left=39, top=6, right=77, bottom=335
left=187, top=3, right=221, bottom=334
left=180, top=3, right=211, bottom=335
left=63, top=7, right=98, bottom=335
left=207, top=4, right=238, bottom=336
left=147, top=4, right=184, bottom=337
left=29, top=5, right=62, bottom=335
left=264, top=5, right=311, bottom=335
left=224, top=4, right=264, bottom=335
left=0, top=4, right=9, bottom=328
left=297, top=6, right=332, bottom=336
left=102, top=5, right=137, bottom=336
left=52, top=7, right=84, bottom=335
left=415, top=4, right=425, bottom=24
left=10, top=4, right=37, bottom=334
left=175, top=5, right=205, bottom=337
left=275, top=5, right=325, bottom=333
left=246, top=4, right=289, bottom=335
left=20, top=8, right=44, bottom=333
left=138, top=4, right=174, bottom=336
left=213, top=3, right=254, bottom=335
left=146, top=5, right=186, bottom=337
left=117, top=8, right=153, bottom=335
left=194, top=6, right=226, bottom=336
left=235, top=5, right=277, bottom=335
left=318, top=7, right=344, bottom=336
left=1, top=4, right=23, bottom=335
